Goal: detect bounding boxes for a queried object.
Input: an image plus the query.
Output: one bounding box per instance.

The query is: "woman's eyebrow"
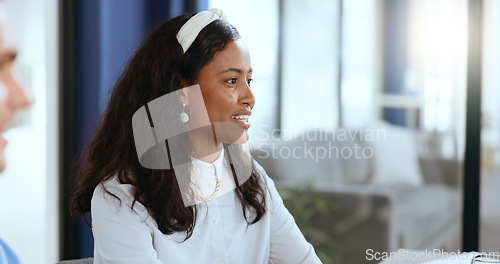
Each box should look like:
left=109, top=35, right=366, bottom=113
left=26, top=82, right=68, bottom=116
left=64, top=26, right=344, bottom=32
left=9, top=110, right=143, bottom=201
left=220, top=67, right=253, bottom=74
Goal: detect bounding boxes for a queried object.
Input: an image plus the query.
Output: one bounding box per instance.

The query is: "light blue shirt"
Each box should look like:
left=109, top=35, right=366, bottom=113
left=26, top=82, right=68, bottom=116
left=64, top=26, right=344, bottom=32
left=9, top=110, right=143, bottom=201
left=0, top=239, right=21, bottom=264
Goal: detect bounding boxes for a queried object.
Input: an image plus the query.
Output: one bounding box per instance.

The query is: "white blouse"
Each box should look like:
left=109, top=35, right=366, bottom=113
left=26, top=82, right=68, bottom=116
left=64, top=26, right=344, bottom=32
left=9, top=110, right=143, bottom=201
left=91, top=152, right=322, bottom=264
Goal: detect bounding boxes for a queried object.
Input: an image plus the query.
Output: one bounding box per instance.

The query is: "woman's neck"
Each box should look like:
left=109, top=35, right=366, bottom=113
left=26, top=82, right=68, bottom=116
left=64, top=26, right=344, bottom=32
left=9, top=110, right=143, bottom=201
left=195, top=148, right=221, bottom=163
left=187, top=126, right=221, bottom=163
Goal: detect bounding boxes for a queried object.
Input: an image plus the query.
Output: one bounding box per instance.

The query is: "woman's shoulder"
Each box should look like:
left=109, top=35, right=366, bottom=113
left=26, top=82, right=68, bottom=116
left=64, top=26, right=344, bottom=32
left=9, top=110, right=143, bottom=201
left=252, top=159, right=283, bottom=210
left=252, top=158, right=277, bottom=189
left=91, top=175, right=152, bottom=224
left=92, top=175, right=134, bottom=205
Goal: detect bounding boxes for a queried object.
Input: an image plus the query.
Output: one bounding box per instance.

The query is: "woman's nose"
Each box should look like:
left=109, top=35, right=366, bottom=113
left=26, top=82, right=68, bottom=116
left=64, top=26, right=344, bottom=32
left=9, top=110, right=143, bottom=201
left=239, top=82, right=255, bottom=109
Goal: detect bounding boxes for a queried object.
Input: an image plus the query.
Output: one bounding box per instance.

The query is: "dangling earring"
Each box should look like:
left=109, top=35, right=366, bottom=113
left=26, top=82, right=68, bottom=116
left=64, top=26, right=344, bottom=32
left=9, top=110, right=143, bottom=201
left=179, top=102, right=189, bottom=123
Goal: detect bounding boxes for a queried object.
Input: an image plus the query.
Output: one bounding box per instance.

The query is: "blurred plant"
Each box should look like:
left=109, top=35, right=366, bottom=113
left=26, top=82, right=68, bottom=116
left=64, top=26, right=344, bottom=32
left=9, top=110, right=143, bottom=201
left=278, top=180, right=340, bottom=264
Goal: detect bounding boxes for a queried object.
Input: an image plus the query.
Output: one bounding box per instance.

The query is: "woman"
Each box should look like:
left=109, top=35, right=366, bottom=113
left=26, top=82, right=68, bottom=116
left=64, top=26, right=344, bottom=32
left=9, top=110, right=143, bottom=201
left=70, top=8, right=321, bottom=264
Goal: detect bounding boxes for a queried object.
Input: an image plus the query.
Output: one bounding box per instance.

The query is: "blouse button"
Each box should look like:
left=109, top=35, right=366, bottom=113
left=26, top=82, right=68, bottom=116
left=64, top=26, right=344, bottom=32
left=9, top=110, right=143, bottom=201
left=214, top=219, right=220, bottom=225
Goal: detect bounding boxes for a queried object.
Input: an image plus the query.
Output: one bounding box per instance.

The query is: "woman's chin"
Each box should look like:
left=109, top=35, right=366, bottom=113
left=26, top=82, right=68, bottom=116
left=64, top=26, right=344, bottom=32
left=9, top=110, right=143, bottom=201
left=224, top=129, right=249, bottom=145
left=236, top=130, right=249, bottom=144
left=214, top=122, right=249, bottom=145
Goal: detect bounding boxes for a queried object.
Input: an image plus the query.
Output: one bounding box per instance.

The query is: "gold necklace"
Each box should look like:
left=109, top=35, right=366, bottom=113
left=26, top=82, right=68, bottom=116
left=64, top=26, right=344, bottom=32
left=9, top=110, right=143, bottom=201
left=191, top=163, right=221, bottom=202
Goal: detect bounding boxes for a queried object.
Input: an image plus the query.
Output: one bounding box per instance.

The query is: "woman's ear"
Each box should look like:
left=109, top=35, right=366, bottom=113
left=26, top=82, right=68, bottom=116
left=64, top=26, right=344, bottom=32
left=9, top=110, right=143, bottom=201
left=177, top=87, right=188, bottom=103
left=179, top=79, right=187, bottom=89
left=177, top=78, right=190, bottom=103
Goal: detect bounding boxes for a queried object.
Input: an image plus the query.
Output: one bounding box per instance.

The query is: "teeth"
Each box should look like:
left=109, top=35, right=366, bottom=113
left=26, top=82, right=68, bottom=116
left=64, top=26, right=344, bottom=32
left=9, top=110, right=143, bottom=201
left=231, top=115, right=249, bottom=123
left=231, top=115, right=249, bottom=120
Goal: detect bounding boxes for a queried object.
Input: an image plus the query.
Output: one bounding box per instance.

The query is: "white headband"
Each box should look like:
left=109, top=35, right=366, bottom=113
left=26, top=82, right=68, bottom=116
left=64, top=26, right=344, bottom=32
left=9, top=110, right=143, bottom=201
left=176, top=8, right=227, bottom=53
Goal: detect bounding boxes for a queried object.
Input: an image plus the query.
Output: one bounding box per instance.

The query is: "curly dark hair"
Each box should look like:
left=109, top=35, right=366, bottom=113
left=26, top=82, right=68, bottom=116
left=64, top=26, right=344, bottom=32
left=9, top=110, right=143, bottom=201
left=69, top=13, right=267, bottom=240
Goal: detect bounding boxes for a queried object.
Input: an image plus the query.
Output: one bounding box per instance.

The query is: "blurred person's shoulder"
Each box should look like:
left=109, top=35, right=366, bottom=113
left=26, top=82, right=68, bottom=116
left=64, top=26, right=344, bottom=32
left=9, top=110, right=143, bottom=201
left=0, top=239, right=21, bottom=264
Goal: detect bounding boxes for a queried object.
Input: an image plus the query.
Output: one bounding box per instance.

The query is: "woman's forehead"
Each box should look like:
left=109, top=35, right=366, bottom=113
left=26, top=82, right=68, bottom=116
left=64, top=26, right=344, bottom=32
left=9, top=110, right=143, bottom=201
left=204, top=40, right=251, bottom=73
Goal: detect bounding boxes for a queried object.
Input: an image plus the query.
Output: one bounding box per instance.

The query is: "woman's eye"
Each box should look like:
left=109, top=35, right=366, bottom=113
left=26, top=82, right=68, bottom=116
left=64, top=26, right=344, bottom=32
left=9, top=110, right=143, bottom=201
left=225, top=78, right=237, bottom=85
left=247, top=78, right=253, bottom=86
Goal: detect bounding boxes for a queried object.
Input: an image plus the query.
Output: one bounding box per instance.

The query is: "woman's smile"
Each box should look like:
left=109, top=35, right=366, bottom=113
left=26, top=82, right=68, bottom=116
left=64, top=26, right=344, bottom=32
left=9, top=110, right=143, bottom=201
left=230, top=109, right=251, bottom=129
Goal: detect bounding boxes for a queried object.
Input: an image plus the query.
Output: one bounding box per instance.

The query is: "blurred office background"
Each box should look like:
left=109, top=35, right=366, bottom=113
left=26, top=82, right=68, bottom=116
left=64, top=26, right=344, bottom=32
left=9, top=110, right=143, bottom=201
left=0, top=0, right=498, bottom=263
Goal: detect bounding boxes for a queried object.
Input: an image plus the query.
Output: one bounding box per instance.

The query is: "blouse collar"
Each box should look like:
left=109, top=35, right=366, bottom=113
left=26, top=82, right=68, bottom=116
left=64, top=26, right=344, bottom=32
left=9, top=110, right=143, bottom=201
left=189, top=145, right=226, bottom=191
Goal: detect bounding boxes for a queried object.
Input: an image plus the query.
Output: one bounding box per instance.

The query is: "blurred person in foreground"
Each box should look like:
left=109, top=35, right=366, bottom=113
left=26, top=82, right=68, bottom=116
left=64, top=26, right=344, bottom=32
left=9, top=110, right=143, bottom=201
left=0, top=1, right=34, bottom=264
